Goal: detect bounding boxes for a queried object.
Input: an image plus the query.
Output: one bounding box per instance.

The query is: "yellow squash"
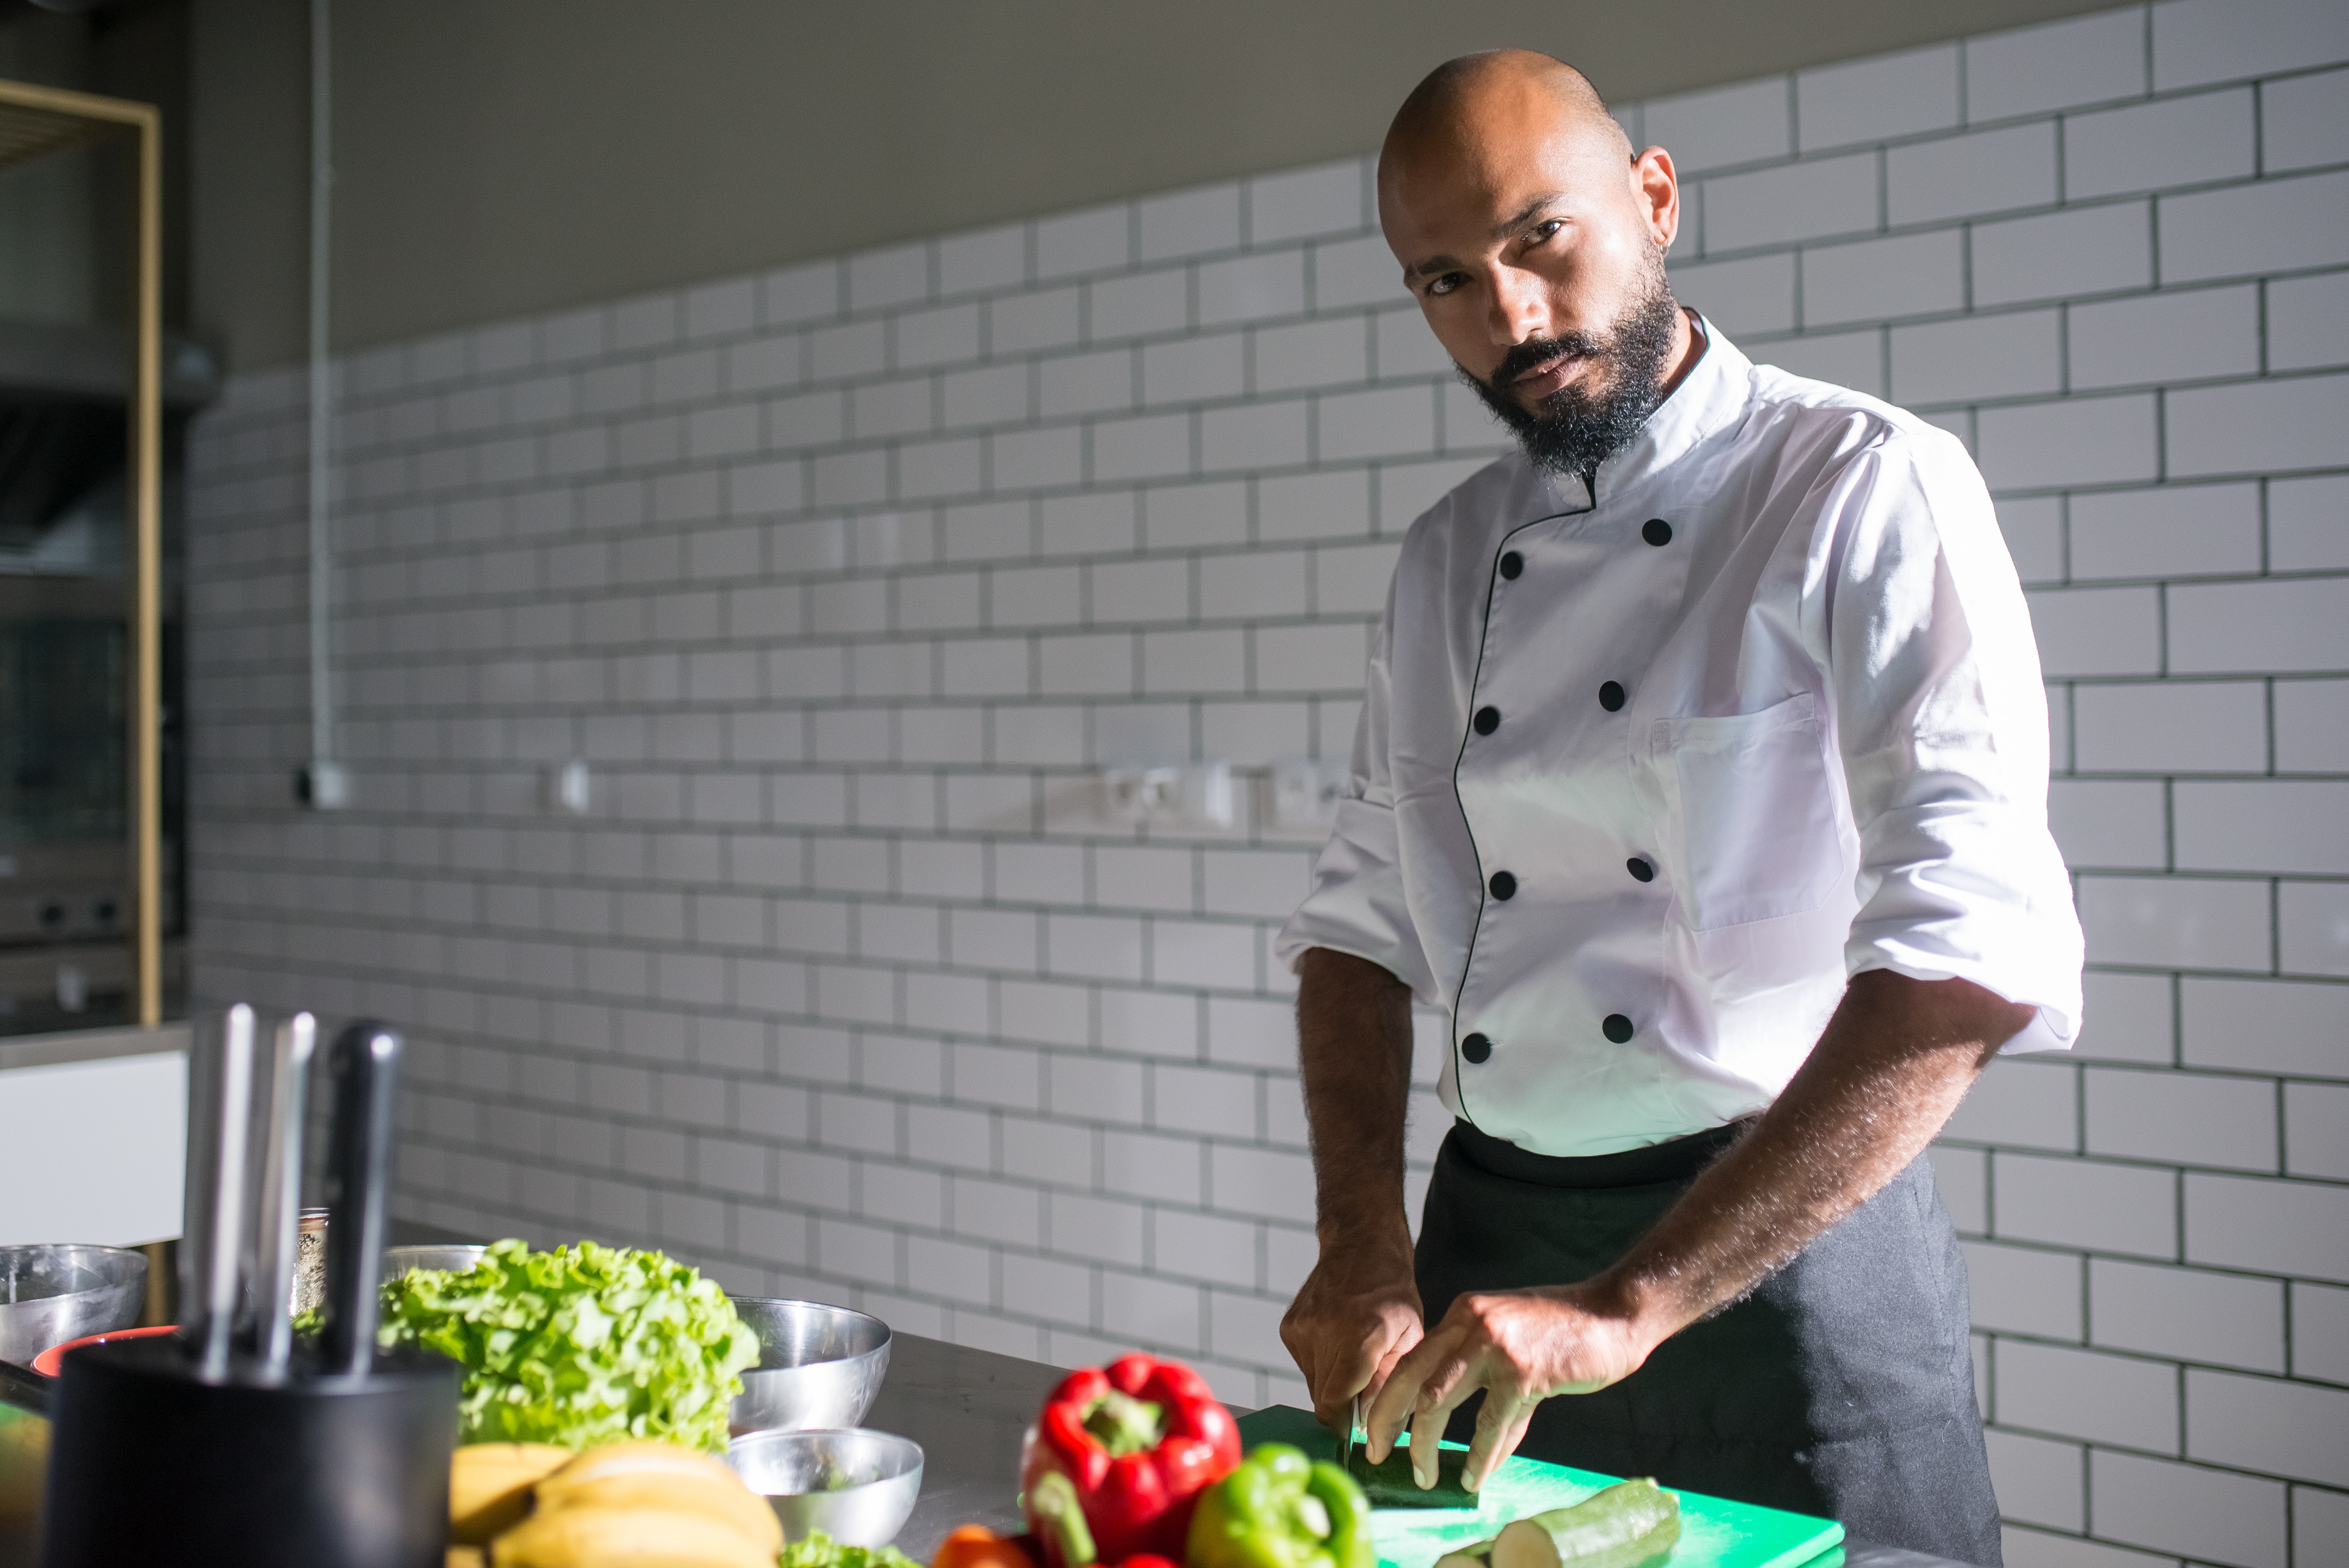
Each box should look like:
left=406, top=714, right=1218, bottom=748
left=534, top=1440, right=747, bottom=1496
left=533, top=1469, right=781, bottom=1555
left=489, top=1502, right=777, bottom=1568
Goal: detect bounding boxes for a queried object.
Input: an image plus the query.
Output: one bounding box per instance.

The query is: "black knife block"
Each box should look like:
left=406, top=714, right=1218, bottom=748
left=38, top=1336, right=457, bottom=1568
left=41, top=1020, right=455, bottom=1567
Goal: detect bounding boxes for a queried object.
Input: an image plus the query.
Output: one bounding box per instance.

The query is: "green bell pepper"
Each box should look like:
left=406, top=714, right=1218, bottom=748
left=1187, top=1444, right=1376, bottom=1568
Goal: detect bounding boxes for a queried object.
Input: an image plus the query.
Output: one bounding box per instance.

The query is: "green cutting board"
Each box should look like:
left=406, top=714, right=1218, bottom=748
left=1234, top=1407, right=1842, bottom=1568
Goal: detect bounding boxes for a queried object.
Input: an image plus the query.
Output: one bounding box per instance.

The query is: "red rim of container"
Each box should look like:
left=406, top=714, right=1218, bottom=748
left=31, top=1324, right=177, bottom=1377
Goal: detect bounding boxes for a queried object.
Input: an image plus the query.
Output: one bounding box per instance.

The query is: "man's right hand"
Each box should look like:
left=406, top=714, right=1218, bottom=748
left=1280, top=1230, right=1426, bottom=1431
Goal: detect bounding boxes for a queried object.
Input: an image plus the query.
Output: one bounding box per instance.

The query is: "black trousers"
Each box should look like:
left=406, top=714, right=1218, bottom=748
left=1416, top=1120, right=2003, bottom=1567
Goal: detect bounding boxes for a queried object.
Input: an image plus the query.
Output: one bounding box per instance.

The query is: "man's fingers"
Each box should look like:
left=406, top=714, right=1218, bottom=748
left=1357, top=1319, right=1425, bottom=1420
left=1407, top=1393, right=1445, bottom=1488
left=1463, top=1393, right=1534, bottom=1492
left=1364, top=1323, right=1454, bottom=1463
left=1406, top=1342, right=1482, bottom=1489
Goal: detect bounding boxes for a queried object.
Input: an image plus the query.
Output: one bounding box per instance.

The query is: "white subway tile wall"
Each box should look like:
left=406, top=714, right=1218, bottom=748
left=184, top=3, right=2346, bottom=1560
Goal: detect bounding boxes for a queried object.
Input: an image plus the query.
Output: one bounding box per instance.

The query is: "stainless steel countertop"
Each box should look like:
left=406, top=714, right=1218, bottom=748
left=865, top=1332, right=1060, bottom=1558
left=869, top=1332, right=1966, bottom=1568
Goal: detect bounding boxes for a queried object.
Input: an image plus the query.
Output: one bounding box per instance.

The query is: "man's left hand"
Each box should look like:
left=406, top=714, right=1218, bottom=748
left=1363, top=1280, right=1664, bottom=1492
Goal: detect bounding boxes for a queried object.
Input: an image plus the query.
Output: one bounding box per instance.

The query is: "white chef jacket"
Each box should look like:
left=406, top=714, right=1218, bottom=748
left=1275, top=317, right=2084, bottom=1157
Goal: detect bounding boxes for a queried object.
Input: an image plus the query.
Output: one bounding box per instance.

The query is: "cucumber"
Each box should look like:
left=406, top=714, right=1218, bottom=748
left=1346, top=1445, right=1476, bottom=1509
left=1489, top=1479, right=1681, bottom=1568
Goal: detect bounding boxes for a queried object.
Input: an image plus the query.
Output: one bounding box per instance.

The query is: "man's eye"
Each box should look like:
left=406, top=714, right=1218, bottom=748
left=1529, top=220, right=1565, bottom=244
left=1427, top=273, right=1466, bottom=297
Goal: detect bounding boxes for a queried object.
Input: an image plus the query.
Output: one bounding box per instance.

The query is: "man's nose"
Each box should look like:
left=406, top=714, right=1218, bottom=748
left=1487, top=267, right=1550, bottom=345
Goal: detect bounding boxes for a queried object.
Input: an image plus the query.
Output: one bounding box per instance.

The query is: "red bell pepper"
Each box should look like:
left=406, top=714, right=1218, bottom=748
left=1020, top=1354, right=1242, bottom=1568
left=1026, top=1471, right=1188, bottom=1568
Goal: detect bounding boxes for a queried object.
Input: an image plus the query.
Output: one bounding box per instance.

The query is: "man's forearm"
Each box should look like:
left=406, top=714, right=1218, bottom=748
left=1296, top=947, right=1417, bottom=1246
left=1595, top=970, right=2036, bottom=1338
left=1285, top=948, right=1429, bottom=1422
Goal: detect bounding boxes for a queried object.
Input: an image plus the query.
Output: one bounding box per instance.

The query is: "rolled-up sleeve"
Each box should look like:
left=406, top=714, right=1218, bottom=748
left=1274, top=586, right=1442, bottom=1005
left=1824, top=428, right=2084, bottom=1052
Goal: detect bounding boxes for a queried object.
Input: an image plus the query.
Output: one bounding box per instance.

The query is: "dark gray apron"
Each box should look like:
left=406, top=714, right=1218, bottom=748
left=1415, top=1120, right=2003, bottom=1567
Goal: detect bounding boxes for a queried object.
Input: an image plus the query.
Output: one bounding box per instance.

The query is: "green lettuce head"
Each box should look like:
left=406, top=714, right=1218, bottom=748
left=378, top=1237, right=760, bottom=1451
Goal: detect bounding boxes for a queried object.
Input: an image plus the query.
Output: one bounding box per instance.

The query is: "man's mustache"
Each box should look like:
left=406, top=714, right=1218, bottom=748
left=1488, top=331, right=1610, bottom=390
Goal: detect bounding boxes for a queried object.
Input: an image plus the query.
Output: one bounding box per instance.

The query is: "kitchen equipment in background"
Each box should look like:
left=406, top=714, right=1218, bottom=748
left=381, top=1241, right=486, bottom=1277
left=0, top=1246, right=145, bottom=1369
left=292, top=1208, right=328, bottom=1318
left=729, top=1297, right=892, bottom=1435
left=0, top=111, right=212, bottom=1035
left=38, top=1012, right=461, bottom=1568
left=727, top=1427, right=924, bottom=1547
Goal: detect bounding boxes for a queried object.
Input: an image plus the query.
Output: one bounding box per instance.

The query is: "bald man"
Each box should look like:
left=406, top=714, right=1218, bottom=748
left=1272, top=53, right=2083, bottom=1564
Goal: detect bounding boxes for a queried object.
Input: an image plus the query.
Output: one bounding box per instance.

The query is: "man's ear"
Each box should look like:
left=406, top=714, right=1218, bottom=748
left=1634, top=146, right=1681, bottom=251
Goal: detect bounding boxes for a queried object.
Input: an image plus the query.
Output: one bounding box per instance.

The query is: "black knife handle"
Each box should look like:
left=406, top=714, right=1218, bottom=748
left=321, top=1019, right=402, bottom=1377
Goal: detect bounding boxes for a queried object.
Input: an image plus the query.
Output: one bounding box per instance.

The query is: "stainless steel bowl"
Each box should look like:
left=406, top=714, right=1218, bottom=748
left=0, top=1246, right=148, bottom=1369
left=726, top=1428, right=923, bottom=1547
left=728, top=1297, right=892, bottom=1435
left=381, top=1243, right=489, bottom=1277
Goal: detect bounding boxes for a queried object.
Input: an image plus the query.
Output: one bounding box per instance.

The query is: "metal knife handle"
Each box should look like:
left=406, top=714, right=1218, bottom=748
left=175, top=1013, right=220, bottom=1335
left=320, top=1018, right=401, bottom=1377
left=180, top=1005, right=256, bottom=1379
left=255, top=1012, right=317, bottom=1372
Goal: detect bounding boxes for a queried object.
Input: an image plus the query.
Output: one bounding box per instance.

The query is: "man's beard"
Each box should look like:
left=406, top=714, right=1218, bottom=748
left=1462, top=259, right=1682, bottom=482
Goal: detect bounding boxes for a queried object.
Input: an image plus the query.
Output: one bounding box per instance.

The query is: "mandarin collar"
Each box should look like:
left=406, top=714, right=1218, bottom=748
left=1524, top=312, right=1751, bottom=514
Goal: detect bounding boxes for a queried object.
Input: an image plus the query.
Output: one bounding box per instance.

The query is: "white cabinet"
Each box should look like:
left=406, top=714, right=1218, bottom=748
left=0, top=1024, right=186, bottom=1246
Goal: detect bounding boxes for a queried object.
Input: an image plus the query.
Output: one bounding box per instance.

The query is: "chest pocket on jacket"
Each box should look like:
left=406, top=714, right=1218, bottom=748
left=1654, top=693, right=1846, bottom=931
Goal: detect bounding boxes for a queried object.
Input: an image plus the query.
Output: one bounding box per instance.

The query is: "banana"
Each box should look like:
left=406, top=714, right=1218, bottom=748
left=451, top=1443, right=577, bottom=1545
left=489, top=1502, right=777, bottom=1568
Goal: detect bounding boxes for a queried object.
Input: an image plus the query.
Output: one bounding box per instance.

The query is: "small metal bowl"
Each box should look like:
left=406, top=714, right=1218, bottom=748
left=381, top=1243, right=489, bottom=1277
left=726, top=1427, right=923, bottom=1546
left=0, top=1246, right=149, bottom=1369
left=728, top=1297, right=891, bottom=1435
